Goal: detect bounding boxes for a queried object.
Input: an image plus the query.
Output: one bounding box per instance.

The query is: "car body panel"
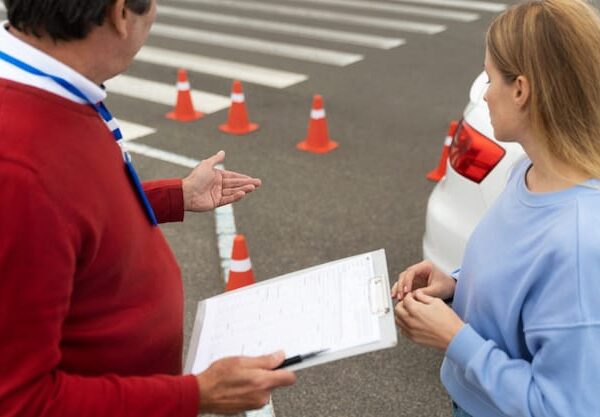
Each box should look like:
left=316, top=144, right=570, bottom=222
left=423, top=71, right=524, bottom=273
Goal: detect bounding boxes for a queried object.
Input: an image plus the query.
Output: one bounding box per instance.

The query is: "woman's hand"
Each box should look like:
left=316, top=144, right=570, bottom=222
left=391, top=260, right=456, bottom=301
left=182, top=151, right=261, bottom=212
left=395, top=290, right=464, bottom=351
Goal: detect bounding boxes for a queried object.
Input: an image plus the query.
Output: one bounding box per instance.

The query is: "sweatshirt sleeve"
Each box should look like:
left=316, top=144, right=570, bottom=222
left=143, top=179, right=185, bottom=223
left=0, top=162, right=198, bottom=417
left=446, top=322, right=600, bottom=416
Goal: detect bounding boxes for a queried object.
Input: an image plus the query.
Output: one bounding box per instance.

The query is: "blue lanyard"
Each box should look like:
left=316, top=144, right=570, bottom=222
left=0, top=49, right=158, bottom=226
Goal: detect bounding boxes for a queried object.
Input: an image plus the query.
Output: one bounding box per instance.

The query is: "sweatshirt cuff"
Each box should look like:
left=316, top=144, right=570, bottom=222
left=143, top=179, right=185, bottom=223
left=446, top=323, right=486, bottom=369
left=179, top=374, right=200, bottom=417
left=450, top=268, right=461, bottom=281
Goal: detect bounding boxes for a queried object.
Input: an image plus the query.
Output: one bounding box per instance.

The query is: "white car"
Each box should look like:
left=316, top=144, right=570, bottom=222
left=422, top=72, right=525, bottom=274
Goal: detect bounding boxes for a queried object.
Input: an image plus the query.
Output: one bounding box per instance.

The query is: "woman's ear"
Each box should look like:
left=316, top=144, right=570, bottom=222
left=105, top=0, right=129, bottom=39
left=514, top=75, right=530, bottom=109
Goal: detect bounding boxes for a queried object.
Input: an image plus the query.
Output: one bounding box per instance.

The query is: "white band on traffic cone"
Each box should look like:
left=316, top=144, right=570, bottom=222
left=231, top=93, right=245, bottom=103
left=311, top=109, right=326, bottom=119
left=177, top=81, right=191, bottom=91
left=230, top=258, right=252, bottom=272
left=444, top=136, right=453, bottom=146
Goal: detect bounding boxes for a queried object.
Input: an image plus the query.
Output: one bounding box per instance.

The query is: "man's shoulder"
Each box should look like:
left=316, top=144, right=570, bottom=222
left=0, top=78, right=96, bottom=116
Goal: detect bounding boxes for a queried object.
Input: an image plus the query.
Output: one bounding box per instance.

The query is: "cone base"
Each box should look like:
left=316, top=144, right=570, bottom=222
left=225, top=275, right=255, bottom=291
left=219, top=123, right=260, bottom=135
left=426, top=168, right=446, bottom=182
left=166, top=111, right=204, bottom=122
left=296, top=139, right=339, bottom=154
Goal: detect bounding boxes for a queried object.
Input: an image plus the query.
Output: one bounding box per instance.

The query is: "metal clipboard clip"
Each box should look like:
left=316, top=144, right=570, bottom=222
left=368, top=276, right=390, bottom=316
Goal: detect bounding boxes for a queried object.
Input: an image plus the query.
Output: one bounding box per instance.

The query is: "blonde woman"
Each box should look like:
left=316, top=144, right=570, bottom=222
left=392, top=1, right=600, bottom=416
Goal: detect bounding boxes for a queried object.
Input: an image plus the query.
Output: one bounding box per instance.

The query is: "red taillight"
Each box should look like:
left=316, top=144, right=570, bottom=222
left=449, top=121, right=505, bottom=183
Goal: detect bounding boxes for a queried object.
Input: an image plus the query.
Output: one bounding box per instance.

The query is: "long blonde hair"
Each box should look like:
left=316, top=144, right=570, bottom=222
left=486, top=0, right=600, bottom=179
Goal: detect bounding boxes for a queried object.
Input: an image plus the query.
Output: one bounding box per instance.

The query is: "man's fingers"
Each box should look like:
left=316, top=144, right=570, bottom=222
left=266, top=369, right=297, bottom=388
left=239, top=351, right=286, bottom=370
left=219, top=191, right=247, bottom=206
left=242, top=351, right=297, bottom=386
left=223, top=177, right=261, bottom=188
left=222, top=184, right=256, bottom=196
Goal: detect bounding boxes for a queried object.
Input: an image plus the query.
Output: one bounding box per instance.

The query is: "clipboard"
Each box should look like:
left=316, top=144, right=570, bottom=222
left=184, top=249, right=397, bottom=374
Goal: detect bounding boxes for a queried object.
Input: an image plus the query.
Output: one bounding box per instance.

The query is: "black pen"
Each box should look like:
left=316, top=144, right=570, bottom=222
left=274, top=349, right=329, bottom=370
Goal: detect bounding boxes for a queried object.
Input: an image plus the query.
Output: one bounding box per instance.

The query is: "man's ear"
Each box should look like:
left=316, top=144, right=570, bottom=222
left=514, top=75, right=530, bottom=109
left=106, top=0, right=129, bottom=39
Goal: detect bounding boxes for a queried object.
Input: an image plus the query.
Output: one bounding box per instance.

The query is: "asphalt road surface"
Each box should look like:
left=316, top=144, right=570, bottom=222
left=4, top=0, right=516, bottom=415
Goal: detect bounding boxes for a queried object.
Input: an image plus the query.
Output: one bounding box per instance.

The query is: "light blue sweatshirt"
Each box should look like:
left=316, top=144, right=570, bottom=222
left=441, top=158, right=600, bottom=417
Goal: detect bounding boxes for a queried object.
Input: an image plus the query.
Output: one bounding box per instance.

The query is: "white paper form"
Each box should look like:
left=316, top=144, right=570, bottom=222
left=191, top=253, right=380, bottom=374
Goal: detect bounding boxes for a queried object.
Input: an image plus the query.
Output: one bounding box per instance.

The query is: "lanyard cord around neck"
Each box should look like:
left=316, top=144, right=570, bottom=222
left=0, top=49, right=158, bottom=226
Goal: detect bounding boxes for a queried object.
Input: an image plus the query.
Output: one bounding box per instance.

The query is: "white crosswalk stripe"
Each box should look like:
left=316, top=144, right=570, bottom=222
left=118, top=120, right=157, bottom=142
left=170, top=0, right=447, bottom=35
left=157, top=5, right=405, bottom=49
left=135, top=46, right=308, bottom=88
left=123, top=142, right=201, bottom=168
left=388, top=0, right=507, bottom=12
left=283, top=0, right=480, bottom=22
left=150, top=23, right=363, bottom=66
left=105, top=75, right=231, bottom=113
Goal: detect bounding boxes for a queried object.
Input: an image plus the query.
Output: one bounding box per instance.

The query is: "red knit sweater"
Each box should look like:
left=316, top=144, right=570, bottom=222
left=0, top=79, right=199, bottom=417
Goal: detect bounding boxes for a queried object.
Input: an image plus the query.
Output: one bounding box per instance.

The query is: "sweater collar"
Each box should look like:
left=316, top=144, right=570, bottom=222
left=0, top=21, right=106, bottom=104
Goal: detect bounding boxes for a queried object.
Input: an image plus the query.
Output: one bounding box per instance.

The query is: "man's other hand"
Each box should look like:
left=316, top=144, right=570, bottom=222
left=195, top=351, right=296, bottom=414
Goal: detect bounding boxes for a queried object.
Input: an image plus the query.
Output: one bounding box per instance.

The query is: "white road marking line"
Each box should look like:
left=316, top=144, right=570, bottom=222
left=285, top=0, right=479, bottom=22
left=123, top=142, right=201, bottom=168
left=106, top=75, right=230, bottom=114
left=211, top=169, right=276, bottom=417
left=135, top=46, right=308, bottom=89
left=158, top=6, right=404, bottom=49
left=387, top=0, right=507, bottom=12
left=150, top=23, right=363, bottom=66
left=245, top=403, right=276, bottom=417
left=118, top=120, right=157, bottom=141
left=171, top=0, right=446, bottom=35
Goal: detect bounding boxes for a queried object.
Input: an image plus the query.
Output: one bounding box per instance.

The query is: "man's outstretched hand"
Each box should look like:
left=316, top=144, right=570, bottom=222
left=182, top=150, right=262, bottom=212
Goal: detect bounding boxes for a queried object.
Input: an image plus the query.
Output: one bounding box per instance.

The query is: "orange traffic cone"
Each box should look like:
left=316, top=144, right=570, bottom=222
left=166, top=69, right=203, bottom=122
left=225, top=235, right=256, bottom=291
left=219, top=80, right=259, bottom=135
left=427, top=120, right=459, bottom=182
left=296, top=94, right=338, bottom=154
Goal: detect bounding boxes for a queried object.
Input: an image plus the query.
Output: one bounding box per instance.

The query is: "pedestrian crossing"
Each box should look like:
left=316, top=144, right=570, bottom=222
left=150, top=22, right=364, bottom=66
left=105, top=75, right=231, bottom=113
left=0, top=0, right=508, bottom=142
left=170, top=0, right=448, bottom=34
left=135, top=45, right=307, bottom=88
left=157, top=5, right=406, bottom=49
left=232, top=0, right=481, bottom=22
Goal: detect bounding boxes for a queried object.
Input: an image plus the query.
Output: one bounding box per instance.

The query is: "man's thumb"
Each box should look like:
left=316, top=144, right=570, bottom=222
left=207, top=150, right=226, bottom=167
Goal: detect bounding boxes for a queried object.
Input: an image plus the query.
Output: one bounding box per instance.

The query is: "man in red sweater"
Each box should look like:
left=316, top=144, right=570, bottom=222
left=0, top=0, right=296, bottom=416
